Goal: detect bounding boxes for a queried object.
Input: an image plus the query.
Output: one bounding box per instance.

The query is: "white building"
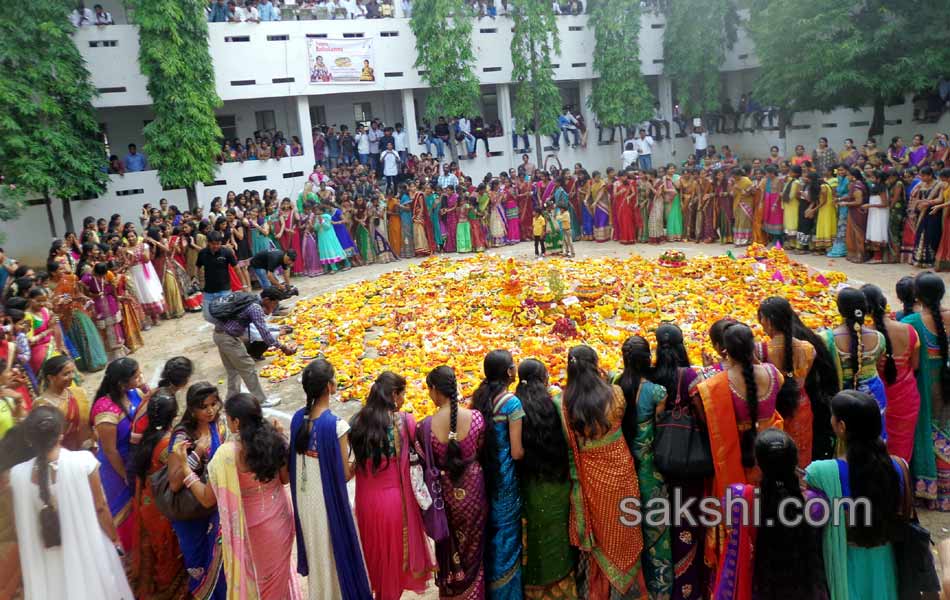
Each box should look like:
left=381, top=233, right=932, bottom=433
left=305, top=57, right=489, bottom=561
left=5, top=1, right=949, bottom=262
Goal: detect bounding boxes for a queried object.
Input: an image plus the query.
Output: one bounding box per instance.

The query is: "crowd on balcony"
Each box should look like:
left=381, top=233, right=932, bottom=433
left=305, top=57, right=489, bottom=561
left=206, top=0, right=403, bottom=20
left=69, top=1, right=114, bottom=26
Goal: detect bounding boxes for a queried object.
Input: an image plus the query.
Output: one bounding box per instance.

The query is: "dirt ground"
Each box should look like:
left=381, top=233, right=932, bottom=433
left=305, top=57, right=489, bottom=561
left=77, top=240, right=950, bottom=595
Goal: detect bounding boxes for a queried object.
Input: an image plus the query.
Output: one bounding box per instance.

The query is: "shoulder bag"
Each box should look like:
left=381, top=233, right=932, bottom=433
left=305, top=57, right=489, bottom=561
left=418, top=418, right=449, bottom=541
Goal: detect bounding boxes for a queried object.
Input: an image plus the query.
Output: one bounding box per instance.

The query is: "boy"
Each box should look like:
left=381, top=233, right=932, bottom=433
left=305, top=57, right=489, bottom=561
left=532, top=210, right=546, bottom=257
left=556, top=205, right=575, bottom=257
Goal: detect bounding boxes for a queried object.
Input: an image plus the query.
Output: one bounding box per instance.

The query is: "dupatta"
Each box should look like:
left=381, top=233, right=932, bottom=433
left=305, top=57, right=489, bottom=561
left=804, top=460, right=847, bottom=600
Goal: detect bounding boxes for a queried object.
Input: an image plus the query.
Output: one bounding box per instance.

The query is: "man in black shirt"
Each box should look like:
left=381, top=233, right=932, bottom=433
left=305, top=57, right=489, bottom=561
left=196, top=231, right=237, bottom=322
left=249, top=248, right=296, bottom=290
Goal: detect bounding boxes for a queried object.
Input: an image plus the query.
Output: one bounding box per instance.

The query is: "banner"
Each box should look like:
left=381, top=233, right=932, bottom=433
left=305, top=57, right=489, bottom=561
left=307, top=37, right=376, bottom=84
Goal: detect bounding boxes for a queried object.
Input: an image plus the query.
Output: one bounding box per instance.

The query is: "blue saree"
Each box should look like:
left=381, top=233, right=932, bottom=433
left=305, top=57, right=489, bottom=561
left=487, top=393, right=525, bottom=599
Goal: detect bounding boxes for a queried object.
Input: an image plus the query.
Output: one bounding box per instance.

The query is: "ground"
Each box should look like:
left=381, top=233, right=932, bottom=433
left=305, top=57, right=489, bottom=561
left=77, top=240, right=950, bottom=594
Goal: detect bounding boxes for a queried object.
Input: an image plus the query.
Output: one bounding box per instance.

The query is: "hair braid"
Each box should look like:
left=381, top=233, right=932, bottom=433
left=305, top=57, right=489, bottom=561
left=925, top=298, right=950, bottom=401
left=740, top=359, right=759, bottom=468
left=872, top=308, right=896, bottom=384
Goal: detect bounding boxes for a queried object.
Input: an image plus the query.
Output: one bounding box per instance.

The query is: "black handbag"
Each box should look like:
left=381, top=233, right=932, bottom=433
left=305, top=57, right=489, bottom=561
left=150, top=464, right=216, bottom=522
left=893, top=458, right=940, bottom=599
left=654, top=403, right=714, bottom=478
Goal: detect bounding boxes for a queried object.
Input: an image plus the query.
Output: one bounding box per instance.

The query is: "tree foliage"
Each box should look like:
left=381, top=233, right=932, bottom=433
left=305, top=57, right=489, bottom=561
left=129, top=0, right=222, bottom=201
left=661, top=0, right=738, bottom=117
left=588, top=0, right=654, bottom=127
left=747, top=0, right=950, bottom=136
left=510, top=0, right=561, bottom=164
left=0, top=0, right=108, bottom=235
left=411, top=0, right=481, bottom=122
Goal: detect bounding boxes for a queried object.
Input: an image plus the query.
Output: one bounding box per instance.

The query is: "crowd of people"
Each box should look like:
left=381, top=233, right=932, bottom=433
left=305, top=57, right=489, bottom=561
left=3, top=269, right=950, bottom=599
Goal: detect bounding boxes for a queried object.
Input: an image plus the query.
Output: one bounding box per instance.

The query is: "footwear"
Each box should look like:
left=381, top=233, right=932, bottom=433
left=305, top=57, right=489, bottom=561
left=260, top=397, right=281, bottom=408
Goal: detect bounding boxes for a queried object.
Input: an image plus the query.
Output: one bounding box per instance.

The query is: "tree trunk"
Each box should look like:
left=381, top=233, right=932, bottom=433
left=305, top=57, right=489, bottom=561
left=44, top=192, right=57, bottom=237
left=869, top=98, right=885, bottom=139
left=186, top=184, right=199, bottom=212
left=533, top=129, right=543, bottom=171
left=61, top=195, right=75, bottom=234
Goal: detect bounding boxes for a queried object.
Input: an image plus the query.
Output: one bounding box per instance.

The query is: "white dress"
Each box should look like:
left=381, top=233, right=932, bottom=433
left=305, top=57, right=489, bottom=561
left=865, top=194, right=889, bottom=243
left=11, top=449, right=133, bottom=600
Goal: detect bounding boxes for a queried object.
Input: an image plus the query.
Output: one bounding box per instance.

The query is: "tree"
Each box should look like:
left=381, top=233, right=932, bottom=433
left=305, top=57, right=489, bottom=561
left=410, top=0, right=481, bottom=123
left=0, top=0, right=108, bottom=236
left=588, top=0, right=654, bottom=148
left=509, top=0, right=561, bottom=167
left=129, top=0, right=222, bottom=211
left=747, top=0, right=950, bottom=138
left=661, top=0, right=738, bottom=119
left=0, top=179, right=25, bottom=245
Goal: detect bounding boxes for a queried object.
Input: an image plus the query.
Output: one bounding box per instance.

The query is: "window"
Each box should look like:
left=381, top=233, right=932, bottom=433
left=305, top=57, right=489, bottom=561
left=353, top=102, right=372, bottom=124
left=480, top=90, right=499, bottom=123
left=255, top=110, right=277, bottom=133
left=310, top=105, right=327, bottom=126
left=217, top=115, right=237, bottom=141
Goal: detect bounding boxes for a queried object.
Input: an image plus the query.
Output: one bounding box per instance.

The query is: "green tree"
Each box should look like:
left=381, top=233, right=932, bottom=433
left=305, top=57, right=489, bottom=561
left=0, top=0, right=108, bottom=236
left=0, top=179, right=25, bottom=245
left=661, top=0, right=738, bottom=119
left=747, top=0, right=950, bottom=138
left=410, top=0, right=481, bottom=122
left=509, top=0, right=561, bottom=167
left=129, top=0, right=222, bottom=211
left=588, top=0, right=654, bottom=147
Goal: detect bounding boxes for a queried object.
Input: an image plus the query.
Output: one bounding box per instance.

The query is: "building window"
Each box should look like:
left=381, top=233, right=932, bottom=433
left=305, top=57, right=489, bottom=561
left=255, top=110, right=277, bottom=134
left=353, top=102, right=372, bottom=125
left=217, top=115, right=237, bottom=141
left=480, top=90, right=499, bottom=123
left=310, top=105, right=327, bottom=126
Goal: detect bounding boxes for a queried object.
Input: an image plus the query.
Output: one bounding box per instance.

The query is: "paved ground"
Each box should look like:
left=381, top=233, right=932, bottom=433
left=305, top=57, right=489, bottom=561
left=76, top=240, right=950, bottom=595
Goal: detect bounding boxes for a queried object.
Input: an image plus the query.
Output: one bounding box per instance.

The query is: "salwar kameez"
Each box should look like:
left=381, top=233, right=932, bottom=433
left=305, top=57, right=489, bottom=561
left=813, top=182, right=837, bottom=251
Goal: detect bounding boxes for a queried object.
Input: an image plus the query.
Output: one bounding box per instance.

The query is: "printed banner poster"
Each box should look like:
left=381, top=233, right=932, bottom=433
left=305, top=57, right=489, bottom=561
left=308, top=37, right=376, bottom=84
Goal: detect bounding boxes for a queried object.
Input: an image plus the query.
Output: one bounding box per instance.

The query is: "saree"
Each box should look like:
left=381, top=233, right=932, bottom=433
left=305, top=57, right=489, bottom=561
left=711, top=484, right=756, bottom=600
left=490, top=196, right=509, bottom=246
left=81, top=272, right=128, bottom=361
left=666, top=193, right=684, bottom=241
left=761, top=178, right=783, bottom=237
left=637, top=184, right=652, bottom=243
left=443, top=193, right=460, bottom=252
left=354, top=217, right=376, bottom=263
left=317, top=214, right=348, bottom=266
left=823, top=329, right=888, bottom=436
left=845, top=181, right=869, bottom=262
left=580, top=183, right=595, bottom=240
left=885, top=182, right=906, bottom=263
left=648, top=186, right=666, bottom=244
left=592, top=180, right=613, bottom=242
left=782, top=178, right=801, bottom=249
left=170, top=426, right=227, bottom=600
left=36, top=385, right=89, bottom=451
left=762, top=337, right=815, bottom=468
left=828, top=178, right=849, bottom=258
left=813, top=183, right=837, bottom=251
left=487, top=393, right=525, bottom=598
left=387, top=197, right=403, bottom=257
left=935, top=188, right=950, bottom=271
left=545, top=211, right=563, bottom=250
left=563, top=386, right=647, bottom=598
left=399, top=194, right=415, bottom=258
left=615, top=184, right=637, bottom=244
left=426, top=409, right=488, bottom=599
left=413, top=193, right=433, bottom=256
left=901, top=313, right=940, bottom=503
left=700, top=188, right=717, bottom=243
left=132, top=435, right=189, bottom=600
left=732, top=177, right=754, bottom=246
left=751, top=183, right=767, bottom=245
left=289, top=410, right=372, bottom=600
left=882, top=324, right=920, bottom=463
left=332, top=209, right=358, bottom=257
left=115, top=274, right=145, bottom=351
left=518, top=183, right=535, bottom=242
left=91, top=389, right=142, bottom=551
left=53, top=274, right=108, bottom=372
left=153, top=249, right=185, bottom=318
left=25, top=307, right=57, bottom=374
left=126, top=242, right=166, bottom=318
left=504, top=195, right=522, bottom=243
left=426, top=193, right=444, bottom=249
left=717, top=186, right=734, bottom=243
left=299, top=214, right=322, bottom=275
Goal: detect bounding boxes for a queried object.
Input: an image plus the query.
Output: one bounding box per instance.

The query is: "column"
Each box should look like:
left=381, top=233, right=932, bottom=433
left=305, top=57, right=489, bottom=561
left=658, top=74, right=673, bottom=129
left=497, top=83, right=514, bottom=169
left=295, top=95, right=314, bottom=166
left=400, top=88, right=419, bottom=155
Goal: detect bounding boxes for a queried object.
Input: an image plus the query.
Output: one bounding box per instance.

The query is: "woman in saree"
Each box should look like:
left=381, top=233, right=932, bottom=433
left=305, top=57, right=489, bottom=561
left=699, top=172, right=718, bottom=243
left=883, top=170, right=905, bottom=263
left=81, top=263, right=128, bottom=361
left=349, top=371, right=435, bottom=599
left=591, top=171, right=613, bottom=242
left=412, top=184, right=434, bottom=256
left=298, top=202, right=322, bottom=275
left=862, top=284, right=919, bottom=463
left=842, top=167, right=870, bottom=263
left=517, top=175, right=535, bottom=242
left=130, top=391, right=190, bottom=600
left=471, top=349, right=524, bottom=599
left=813, top=170, right=838, bottom=253
left=715, top=430, right=828, bottom=600
left=612, top=337, right=673, bottom=600
left=901, top=272, right=948, bottom=505
left=167, top=382, right=227, bottom=599
left=516, top=359, right=578, bottom=599
left=186, top=393, right=302, bottom=600
left=48, top=261, right=108, bottom=372
left=562, top=345, right=647, bottom=599
left=663, top=165, right=684, bottom=242
left=276, top=198, right=304, bottom=275
left=503, top=185, right=522, bottom=243
left=386, top=192, right=403, bottom=257
left=24, top=288, right=63, bottom=375
left=332, top=199, right=362, bottom=267
left=489, top=183, right=509, bottom=247
left=827, top=167, right=850, bottom=258
left=425, top=186, right=445, bottom=251
left=804, top=390, right=906, bottom=600
left=122, top=229, right=166, bottom=326
left=469, top=199, right=487, bottom=252
left=91, top=357, right=144, bottom=553
left=576, top=172, right=594, bottom=241
left=636, top=172, right=652, bottom=243
left=750, top=169, right=767, bottom=245
left=421, top=366, right=488, bottom=599
left=442, top=187, right=460, bottom=252
left=932, top=170, right=950, bottom=271
left=760, top=165, right=784, bottom=244
left=289, top=359, right=373, bottom=600
left=780, top=165, right=803, bottom=249
left=35, top=355, right=92, bottom=451
left=147, top=227, right=185, bottom=318
left=758, top=297, right=816, bottom=468
left=715, top=169, right=734, bottom=243
left=113, top=265, right=146, bottom=346
left=352, top=197, right=376, bottom=264
left=614, top=173, right=637, bottom=244
left=732, top=167, right=755, bottom=246
left=398, top=185, right=415, bottom=258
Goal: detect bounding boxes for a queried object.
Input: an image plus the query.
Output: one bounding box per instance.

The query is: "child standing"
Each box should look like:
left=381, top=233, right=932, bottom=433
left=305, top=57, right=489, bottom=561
left=456, top=199, right=473, bottom=253
left=532, top=211, right=547, bottom=257
left=557, top=204, right=575, bottom=257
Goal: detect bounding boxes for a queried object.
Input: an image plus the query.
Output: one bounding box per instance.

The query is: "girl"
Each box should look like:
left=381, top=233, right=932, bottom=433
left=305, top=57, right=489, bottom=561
left=715, top=169, right=734, bottom=244
left=352, top=197, right=376, bottom=264
left=81, top=262, right=128, bottom=361
left=812, top=169, right=838, bottom=253
left=146, top=227, right=185, bottom=318
left=562, top=345, right=647, bottom=599
left=317, top=206, right=350, bottom=273
left=276, top=198, right=304, bottom=276
left=471, top=349, right=524, bottom=598
left=862, top=284, right=920, bottom=462
left=412, top=184, right=433, bottom=256
left=781, top=165, right=802, bottom=249
left=299, top=201, right=322, bottom=276
left=48, top=261, right=107, bottom=372
left=333, top=201, right=362, bottom=266
left=350, top=371, right=434, bottom=599
left=864, top=169, right=890, bottom=263
left=843, top=167, right=870, bottom=263
left=420, top=366, right=488, bottom=599
left=289, top=359, right=372, bottom=600
left=399, top=185, right=415, bottom=258
left=187, top=393, right=302, bottom=600
left=456, top=198, right=473, bottom=253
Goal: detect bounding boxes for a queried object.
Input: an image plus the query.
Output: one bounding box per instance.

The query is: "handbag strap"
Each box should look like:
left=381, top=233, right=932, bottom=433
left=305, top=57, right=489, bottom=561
left=421, top=417, right=437, bottom=474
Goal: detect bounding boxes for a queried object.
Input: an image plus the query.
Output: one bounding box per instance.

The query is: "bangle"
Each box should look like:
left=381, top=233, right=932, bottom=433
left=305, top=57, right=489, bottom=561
left=183, top=472, right=200, bottom=488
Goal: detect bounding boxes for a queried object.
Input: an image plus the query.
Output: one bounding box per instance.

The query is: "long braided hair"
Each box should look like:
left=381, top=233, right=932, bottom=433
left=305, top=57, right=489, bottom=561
left=426, top=366, right=466, bottom=481
left=515, top=359, right=568, bottom=483
left=350, top=371, right=407, bottom=474
left=617, top=336, right=653, bottom=452
left=758, top=297, right=802, bottom=418
left=296, top=358, right=335, bottom=454
left=861, top=284, right=897, bottom=384
left=471, top=350, right=514, bottom=496
left=725, top=323, right=759, bottom=468
left=915, top=272, right=950, bottom=402
left=24, top=406, right=65, bottom=548
left=836, top=287, right=868, bottom=389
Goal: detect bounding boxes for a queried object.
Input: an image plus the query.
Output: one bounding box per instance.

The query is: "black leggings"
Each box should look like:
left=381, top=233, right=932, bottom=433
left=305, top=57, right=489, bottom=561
left=534, top=235, right=545, bottom=255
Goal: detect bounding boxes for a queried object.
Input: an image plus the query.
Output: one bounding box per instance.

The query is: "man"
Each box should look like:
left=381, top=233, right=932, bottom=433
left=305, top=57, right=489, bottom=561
left=621, top=142, right=639, bottom=170
left=511, top=116, right=530, bottom=153
left=244, top=0, right=260, bottom=22
left=456, top=116, right=475, bottom=158
left=393, top=123, right=408, bottom=164
left=124, top=144, right=147, bottom=172
left=258, top=0, right=280, bottom=20
left=380, top=143, right=400, bottom=194
left=70, top=1, right=94, bottom=26
left=558, top=109, right=580, bottom=148
left=356, top=126, right=370, bottom=165
left=208, top=0, right=229, bottom=21
left=212, top=288, right=296, bottom=407
left=325, top=127, right=340, bottom=168
left=437, top=164, right=459, bottom=190
left=226, top=0, right=246, bottom=22
left=340, top=128, right=355, bottom=165
left=690, top=125, right=708, bottom=162
left=93, top=4, right=113, bottom=24
left=649, top=102, right=670, bottom=141
left=517, top=153, right=536, bottom=178
left=196, top=231, right=237, bottom=323
left=635, top=128, right=655, bottom=170
left=249, top=248, right=296, bottom=290
left=433, top=117, right=451, bottom=160
left=379, top=127, right=396, bottom=157
left=367, top=121, right=384, bottom=172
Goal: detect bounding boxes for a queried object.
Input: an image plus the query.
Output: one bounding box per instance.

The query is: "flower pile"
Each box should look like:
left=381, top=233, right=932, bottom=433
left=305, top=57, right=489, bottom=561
left=263, top=246, right=847, bottom=421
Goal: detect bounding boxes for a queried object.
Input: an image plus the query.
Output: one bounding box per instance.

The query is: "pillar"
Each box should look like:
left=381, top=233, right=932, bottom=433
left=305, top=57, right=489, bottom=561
left=497, top=83, right=514, bottom=168
left=295, top=95, right=314, bottom=166
left=400, top=88, right=419, bottom=155
left=658, top=75, right=673, bottom=128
